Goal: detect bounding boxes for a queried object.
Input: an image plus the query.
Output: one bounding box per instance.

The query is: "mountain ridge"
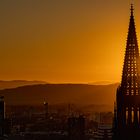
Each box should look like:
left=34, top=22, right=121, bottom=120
left=0, top=80, right=47, bottom=90
left=0, top=83, right=119, bottom=111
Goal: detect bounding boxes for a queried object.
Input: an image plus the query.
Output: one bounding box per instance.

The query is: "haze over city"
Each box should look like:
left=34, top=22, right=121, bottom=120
left=0, top=0, right=140, bottom=140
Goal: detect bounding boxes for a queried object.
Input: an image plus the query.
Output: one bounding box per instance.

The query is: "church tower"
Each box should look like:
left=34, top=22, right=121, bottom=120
left=115, top=5, right=140, bottom=140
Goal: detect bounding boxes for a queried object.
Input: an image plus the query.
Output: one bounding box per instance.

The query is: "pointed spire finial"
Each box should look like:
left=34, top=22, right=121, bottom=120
left=130, top=4, right=134, bottom=15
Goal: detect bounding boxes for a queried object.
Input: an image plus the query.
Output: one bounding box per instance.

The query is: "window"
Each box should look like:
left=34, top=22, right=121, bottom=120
left=126, top=107, right=128, bottom=124
left=132, top=107, right=134, bottom=123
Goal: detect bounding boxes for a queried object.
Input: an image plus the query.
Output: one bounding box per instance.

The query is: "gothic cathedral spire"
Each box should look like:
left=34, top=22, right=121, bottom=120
left=114, top=5, right=140, bottom=140
left=121, top=4, right=140, bottom=92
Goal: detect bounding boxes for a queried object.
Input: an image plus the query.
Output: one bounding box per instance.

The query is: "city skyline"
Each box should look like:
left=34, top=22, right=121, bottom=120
left=0, top=0, right=140, bottom=83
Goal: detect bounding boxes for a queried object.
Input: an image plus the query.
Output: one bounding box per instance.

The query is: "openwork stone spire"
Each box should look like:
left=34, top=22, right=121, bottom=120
left=121, top=4, right=140, bottom=96
left=114, top=5, right=140, bottom=140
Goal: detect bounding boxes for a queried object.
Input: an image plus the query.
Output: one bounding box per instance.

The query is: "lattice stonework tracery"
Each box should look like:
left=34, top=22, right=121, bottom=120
left=114, top=5, right=140, bottom=140
left=121, top=6, right=140, bottom=97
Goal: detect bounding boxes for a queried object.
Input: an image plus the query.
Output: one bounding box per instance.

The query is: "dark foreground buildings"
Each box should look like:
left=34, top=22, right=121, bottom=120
left=0, top=96, right=4, bottom=139
left=68, top=115, right=85, bottom=140
left=113, top=5, right=140, bottom=140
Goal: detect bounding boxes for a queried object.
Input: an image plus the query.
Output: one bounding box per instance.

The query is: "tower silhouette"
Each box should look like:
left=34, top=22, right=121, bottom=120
left=114, top=5, right=140, bottom=140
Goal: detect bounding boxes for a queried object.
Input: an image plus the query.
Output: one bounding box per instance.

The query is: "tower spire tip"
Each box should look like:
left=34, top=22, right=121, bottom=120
left=130, top=3, right=134, bottom=14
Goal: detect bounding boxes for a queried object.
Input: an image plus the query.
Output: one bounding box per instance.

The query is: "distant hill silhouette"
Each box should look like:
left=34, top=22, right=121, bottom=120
left=0, top=83, right=119, bottom=111
left=0, top=80, right=46, bottom=90
left=89, top=81, right=117, bottom=85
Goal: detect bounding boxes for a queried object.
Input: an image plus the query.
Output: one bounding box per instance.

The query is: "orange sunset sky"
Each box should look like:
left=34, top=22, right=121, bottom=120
left=0, top=0, right=140, bottom=83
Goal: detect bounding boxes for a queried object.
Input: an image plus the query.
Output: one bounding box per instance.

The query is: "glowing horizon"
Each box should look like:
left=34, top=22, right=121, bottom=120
left=0, top=0, right=140, bottom=83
